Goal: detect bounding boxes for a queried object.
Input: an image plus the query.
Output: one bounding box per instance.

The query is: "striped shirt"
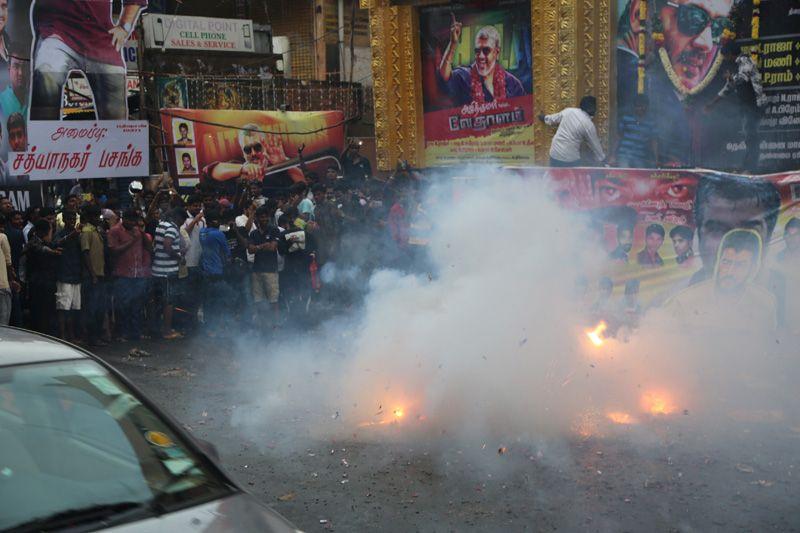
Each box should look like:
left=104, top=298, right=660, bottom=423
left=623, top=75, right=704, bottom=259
left=152, top=220, right=181, bottom=277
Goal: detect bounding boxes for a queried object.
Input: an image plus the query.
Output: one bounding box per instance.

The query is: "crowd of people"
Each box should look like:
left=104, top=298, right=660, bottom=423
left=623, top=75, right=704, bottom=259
left=0, top=166, right=424, bottom=344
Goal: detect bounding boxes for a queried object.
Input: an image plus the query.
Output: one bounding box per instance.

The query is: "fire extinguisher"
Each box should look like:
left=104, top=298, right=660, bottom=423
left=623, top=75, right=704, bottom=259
left=310, top=255, right=321, bottom=292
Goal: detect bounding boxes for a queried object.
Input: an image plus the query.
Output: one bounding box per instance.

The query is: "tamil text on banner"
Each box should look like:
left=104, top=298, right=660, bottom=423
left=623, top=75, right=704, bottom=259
left=143, top=14, right=255, bottom=53
left=9, top=121, right=149, bottom=181
left=159, top=109, right=345, bottom=190
left=614, top=0, right=800, bottom=173
left=419, top=1, right=533, bottom=166
left=512, top=167, right=800, bottom=332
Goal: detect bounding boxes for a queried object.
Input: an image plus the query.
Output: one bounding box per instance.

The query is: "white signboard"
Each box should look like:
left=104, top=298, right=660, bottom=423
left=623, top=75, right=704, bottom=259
left=143, top=14, right=254, bottom=53
left=10, top=121, right=149, bottom=180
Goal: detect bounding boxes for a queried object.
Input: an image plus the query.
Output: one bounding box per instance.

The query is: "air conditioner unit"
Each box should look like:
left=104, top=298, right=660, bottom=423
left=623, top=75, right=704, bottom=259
left=272, top=35, right=291, bottom=76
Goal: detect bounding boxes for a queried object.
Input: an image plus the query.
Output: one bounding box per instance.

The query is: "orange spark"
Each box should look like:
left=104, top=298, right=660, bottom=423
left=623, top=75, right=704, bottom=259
left=640, top=391, right=676, bottom=415
left=586, top=321, right=607, bottom=347
left=358, top=406, right=410, bottom=428
left=606, top=411, right=636, bottom=425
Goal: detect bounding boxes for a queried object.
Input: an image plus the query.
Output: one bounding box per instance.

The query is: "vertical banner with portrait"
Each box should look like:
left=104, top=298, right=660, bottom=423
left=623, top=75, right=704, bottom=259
left=4, top=0, right=150, bottom=182
left=614, top=0, right=800, bottom=173
left=419, top=1, right=533, bottom=166
left=0, top=0, right=40, bottom=210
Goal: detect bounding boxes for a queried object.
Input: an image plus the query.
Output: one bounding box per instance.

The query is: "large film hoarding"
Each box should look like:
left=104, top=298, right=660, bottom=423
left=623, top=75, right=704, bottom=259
left=615, top=0, right=800, bottom=173
left=521, top=167, right=800, bottom=333
left=159, top=109, right=345, bottom=190
left=419, top=1, right=533, bottom=166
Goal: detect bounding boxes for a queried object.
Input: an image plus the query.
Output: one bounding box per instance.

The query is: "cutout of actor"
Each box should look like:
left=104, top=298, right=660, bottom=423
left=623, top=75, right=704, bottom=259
left=29, top=0, right=147, bottom=120
left=437, top=14, right=524, bottom=107
left=689, top=174, right=785, bottom=325
left=666, top=229, right=777, bottom=332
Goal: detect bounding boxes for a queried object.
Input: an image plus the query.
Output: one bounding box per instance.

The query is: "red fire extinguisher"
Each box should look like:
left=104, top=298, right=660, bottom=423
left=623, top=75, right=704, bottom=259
left=310, top=256, right=321, bottom=292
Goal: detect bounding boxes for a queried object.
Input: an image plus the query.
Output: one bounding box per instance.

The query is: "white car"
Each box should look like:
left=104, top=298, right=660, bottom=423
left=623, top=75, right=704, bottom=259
left=0, top=327, right=300, bottom=532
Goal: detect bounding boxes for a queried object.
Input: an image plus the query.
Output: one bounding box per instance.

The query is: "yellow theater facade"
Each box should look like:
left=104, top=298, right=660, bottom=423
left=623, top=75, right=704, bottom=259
left=363, top=0, right=613, bottom=170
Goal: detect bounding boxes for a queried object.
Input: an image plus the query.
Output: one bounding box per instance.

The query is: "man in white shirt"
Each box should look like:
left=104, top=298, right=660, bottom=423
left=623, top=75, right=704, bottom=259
left=538, top=96, right=606, bottom=167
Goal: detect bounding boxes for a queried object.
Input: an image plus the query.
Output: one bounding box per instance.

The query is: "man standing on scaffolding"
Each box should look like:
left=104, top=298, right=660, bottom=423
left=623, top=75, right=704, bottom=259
left=29, top=0, right=147, bottom=120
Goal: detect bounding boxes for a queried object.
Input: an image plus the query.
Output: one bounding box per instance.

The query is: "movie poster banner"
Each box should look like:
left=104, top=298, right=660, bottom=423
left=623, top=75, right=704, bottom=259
left=159, top=109, right=345, bottom=190
left=614, top=0, right=800, bottom=173
left=513, top=167, right=800, bottom=332
left=9, top=121, right=149, bottom=181
left=419, top=0, right=533, bottom=166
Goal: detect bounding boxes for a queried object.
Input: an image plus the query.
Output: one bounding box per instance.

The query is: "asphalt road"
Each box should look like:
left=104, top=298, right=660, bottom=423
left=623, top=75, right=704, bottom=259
left=94, top=336, right=800, bottom=532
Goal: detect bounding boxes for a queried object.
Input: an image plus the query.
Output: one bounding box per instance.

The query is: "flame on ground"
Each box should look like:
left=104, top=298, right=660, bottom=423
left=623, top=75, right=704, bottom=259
left=606, top=411, right=637, bottom=425
left=586, top=321, right=608, bottom=347
left=358, top=406, right=410, bottom=428
left=640, top=391, right=676, bottom=415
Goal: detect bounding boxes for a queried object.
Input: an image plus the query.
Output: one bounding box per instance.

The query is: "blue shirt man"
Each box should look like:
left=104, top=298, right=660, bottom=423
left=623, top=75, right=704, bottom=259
left=199, top=222, right=230, bottom=276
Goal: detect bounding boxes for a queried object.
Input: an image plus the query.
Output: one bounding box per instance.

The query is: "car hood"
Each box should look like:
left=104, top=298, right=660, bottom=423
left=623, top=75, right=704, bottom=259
left=109, top=493, right=300, bottom=533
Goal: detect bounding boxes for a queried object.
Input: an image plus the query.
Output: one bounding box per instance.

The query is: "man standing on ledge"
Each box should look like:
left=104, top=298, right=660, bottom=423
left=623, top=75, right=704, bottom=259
left=437, top=14, right=525, bottom=106
left=29, top=0, right=147, bottom=120
left=538, top=96, right=606, bottom=167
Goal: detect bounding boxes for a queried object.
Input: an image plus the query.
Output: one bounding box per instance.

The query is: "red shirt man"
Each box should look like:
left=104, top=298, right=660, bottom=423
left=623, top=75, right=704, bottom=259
left=107, top=215, right=152, bottom=278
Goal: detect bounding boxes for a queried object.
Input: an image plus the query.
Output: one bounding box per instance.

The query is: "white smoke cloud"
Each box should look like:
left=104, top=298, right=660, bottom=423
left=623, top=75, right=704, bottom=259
left=230, top=171, right=798, bottom=454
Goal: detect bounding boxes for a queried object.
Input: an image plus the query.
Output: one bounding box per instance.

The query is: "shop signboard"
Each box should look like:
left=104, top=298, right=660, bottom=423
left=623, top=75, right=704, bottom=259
left=143, top=14, right=255, bottom=53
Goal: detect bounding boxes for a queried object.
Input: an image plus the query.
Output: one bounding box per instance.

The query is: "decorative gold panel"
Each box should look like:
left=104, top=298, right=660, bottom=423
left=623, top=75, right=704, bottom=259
left=366, top=0, right=421, bottom=170
left=368, top=0, right=612, bottom=169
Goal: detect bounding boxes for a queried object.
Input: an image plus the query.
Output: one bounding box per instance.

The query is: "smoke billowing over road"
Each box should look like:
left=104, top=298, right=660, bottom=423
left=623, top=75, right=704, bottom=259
left=228, top=173, right=799, bottom=459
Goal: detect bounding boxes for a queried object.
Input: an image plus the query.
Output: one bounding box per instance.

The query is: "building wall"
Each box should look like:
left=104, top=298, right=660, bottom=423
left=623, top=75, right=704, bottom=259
left=265, top=0, right=317, bottom=80
left=322, top=0, right=370, bottom=82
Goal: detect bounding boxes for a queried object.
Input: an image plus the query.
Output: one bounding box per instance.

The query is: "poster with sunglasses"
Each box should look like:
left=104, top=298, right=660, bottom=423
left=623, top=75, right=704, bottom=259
left=159, top=108, right=345, bottom=191
left=418, top=0, right=533, bottom=166
left=614, top=0, right=800, bottom=174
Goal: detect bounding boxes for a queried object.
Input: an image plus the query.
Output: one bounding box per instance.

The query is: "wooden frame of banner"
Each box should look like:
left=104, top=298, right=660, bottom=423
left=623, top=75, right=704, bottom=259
left=363, top=0, right=613, bottom=170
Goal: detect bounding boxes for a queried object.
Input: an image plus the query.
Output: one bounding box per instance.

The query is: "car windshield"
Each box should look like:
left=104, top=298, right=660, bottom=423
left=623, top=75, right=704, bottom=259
left=0, top=359, right=233, bottom=530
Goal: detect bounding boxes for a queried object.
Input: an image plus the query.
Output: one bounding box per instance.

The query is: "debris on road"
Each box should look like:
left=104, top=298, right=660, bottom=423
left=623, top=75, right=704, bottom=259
left=160, top=367, right=196, bottom=378
left=126, top=348, right=151, bottom=359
